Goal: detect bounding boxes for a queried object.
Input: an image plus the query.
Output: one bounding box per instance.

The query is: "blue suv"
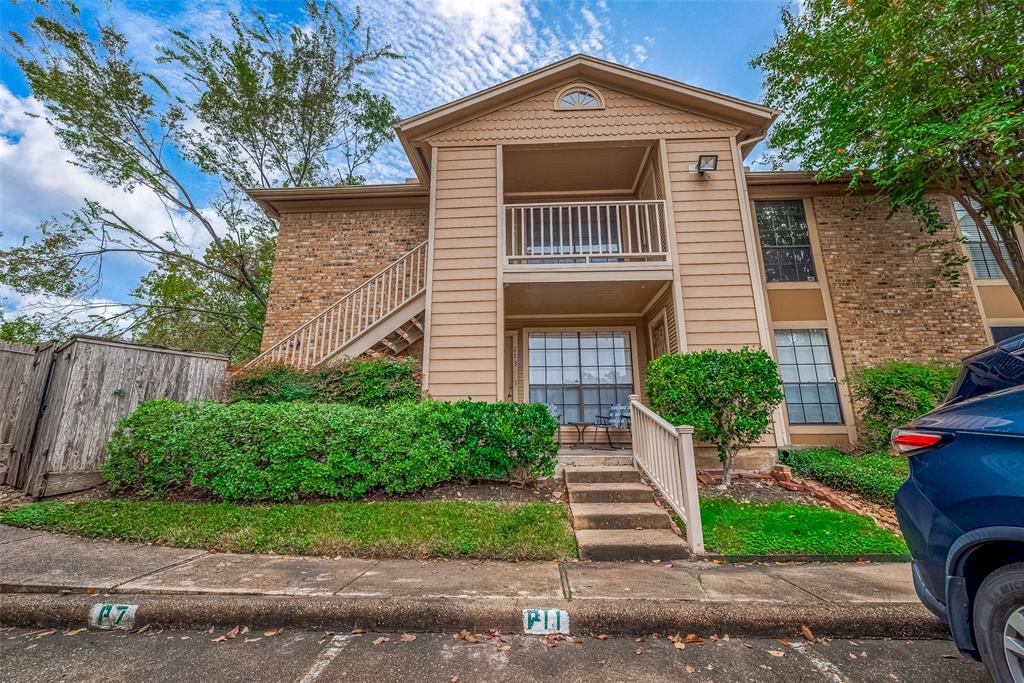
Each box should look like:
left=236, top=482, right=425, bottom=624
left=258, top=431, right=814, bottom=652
left=895, top=333, right=1024, bottom=682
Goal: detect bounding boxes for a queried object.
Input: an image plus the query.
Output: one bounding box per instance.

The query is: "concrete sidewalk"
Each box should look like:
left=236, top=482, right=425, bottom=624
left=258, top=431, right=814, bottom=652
left=0, top=525, right=945, bottom=639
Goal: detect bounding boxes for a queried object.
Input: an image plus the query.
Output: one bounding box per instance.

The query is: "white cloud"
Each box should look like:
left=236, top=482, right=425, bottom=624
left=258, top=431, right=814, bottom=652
left=347, top=0, right=650, bottom=182
left=0, top=84, right=211, bottom=253
left=1, top=285, right=131, bottom=333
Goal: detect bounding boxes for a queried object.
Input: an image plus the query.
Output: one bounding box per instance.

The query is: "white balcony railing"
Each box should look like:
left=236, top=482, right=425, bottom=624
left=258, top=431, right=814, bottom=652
left=629, top=394, right=704, bottom=554
left=504, top=200, right=670, bottom=265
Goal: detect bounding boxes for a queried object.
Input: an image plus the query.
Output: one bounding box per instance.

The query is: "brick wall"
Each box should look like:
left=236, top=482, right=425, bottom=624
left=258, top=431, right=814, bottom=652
left=813, top=195, right=987, bottom=374
left=262, top=207, right=429, bottom=350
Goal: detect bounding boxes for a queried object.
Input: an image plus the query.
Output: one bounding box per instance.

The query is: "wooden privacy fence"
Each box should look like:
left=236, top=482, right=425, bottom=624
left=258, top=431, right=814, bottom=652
left=628, top=394, right=704, bottom=554
left=1, top=336, right=227, bottom=498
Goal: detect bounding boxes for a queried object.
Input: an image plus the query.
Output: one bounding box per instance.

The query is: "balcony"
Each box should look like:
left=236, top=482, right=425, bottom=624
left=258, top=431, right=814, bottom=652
left=503, top=200, right=672, bottom=282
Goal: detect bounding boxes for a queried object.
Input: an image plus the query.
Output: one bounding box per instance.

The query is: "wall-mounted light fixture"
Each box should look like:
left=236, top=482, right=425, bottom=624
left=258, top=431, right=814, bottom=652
left=696, top=154, right=719, bottom=175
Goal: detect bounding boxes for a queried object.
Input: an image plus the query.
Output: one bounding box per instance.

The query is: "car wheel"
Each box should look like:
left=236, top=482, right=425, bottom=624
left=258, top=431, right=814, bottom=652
left=974, top=562, right=1024, bottom=683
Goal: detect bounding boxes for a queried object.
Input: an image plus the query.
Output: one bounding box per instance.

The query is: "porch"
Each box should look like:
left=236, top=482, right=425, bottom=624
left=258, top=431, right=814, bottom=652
left=502, top=276, right=678, bottom=447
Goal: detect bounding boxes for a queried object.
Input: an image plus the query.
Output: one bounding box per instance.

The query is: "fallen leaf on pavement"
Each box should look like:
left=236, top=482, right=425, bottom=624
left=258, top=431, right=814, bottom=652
left=226, top=626, right=240, bottom=640
left=64, top=629, right=86, bottom=637
left=241, top=626, right=250, bottom=635
left=244, top=637, right=262, bottom=643
left=180, top=636, right=190, bottom=640
left=941, top=654, right=960, bottom=659
left=212, top=636, right=228, bottom=643
left=685, top=665, right=695, bottom=673
left=450, top=676, right=459, bottom=683
left=777, top=639, right=790, bottom=646
left=801, top=625, right=815, bottom=642
left=134, top=625, right=151, bottom=635
left=401, top=634, right=416, bottom=642
left=634, top=648, right=643, bottom=655
left=592, top=633, right=609, bottom=640
left=723, top=634, right=731, bottom=641
left=454, top=630, right=479, bottom=644
left=767, top=650, right=786, bottom=658
left=372, top=637, right=390, bottom=646
left=350, top=628, right=366, bottom=636
left=674, top=641, right=685, bottom=651
left=263, top=628, right=283, bottom=637
left=684, top=634, right=704, bottom=644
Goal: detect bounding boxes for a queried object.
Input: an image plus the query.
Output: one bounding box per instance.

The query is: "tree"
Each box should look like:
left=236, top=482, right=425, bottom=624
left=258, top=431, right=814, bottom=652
left=2, top=0, right=398, bottom=360
left=645, top=349, right=784, bottom=487
left=752, top=0, right=1024, bottom=305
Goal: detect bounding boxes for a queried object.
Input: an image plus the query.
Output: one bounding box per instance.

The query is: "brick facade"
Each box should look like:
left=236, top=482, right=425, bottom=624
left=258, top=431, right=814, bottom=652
left=812, top=195, right=987, bottom=374
left=262, top=207, right=429, bottom=350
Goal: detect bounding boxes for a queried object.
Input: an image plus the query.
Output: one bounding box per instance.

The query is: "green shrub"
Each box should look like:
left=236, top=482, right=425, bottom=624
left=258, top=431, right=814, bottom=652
left=646, top=348, right=784, bottom=486
left=849, top=361, right=960, bottom=450
left=103, top=398, right=558, bottom=501
left=227, top=357, right=421, bottom=406
left=780, top=447, right=909, bottom=506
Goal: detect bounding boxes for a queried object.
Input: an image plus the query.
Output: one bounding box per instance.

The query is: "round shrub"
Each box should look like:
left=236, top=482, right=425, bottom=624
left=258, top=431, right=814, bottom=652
left=646, top=348, right=784, bottom=485
left=849, top=361, right=960, bottom=450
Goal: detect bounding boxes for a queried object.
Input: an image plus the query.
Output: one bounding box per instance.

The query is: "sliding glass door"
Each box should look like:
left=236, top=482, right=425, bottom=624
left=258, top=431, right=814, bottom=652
left=528, top=331, right=634, bottom=424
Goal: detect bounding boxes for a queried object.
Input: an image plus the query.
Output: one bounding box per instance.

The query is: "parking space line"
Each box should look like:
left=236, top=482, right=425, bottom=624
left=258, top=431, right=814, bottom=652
left=789, top=641, right=852, bottom=683
left=296, top=634, right=352, bottom=683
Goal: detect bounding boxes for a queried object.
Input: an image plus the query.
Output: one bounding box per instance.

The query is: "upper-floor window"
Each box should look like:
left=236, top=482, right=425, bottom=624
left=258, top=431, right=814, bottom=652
left=556, top=87, right=601, bottom=109
left=955, top=202, right=1011, bottom=280
left=755, top=200, right=817, bottom=282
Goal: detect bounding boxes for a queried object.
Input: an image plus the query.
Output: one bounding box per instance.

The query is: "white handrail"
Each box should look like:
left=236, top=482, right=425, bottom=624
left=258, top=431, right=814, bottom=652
left=504, top=200, right=669, bottom=265
left=243, top=240, right=429, bottom=370
left=628, top=394, right=704, bottom=555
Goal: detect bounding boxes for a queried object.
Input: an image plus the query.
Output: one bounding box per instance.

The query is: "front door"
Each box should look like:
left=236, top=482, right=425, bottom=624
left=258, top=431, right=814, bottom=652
left=527, top=331, right=634, bottom=424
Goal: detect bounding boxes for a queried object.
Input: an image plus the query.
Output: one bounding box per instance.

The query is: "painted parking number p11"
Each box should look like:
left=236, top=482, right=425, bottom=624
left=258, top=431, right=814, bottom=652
left=522, top=608, right=569, bottom=634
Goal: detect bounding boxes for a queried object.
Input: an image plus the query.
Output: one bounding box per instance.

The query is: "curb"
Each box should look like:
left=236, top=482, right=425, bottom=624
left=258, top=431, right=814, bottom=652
left=703, top=553, right=912, bottom=564
left=0, top=591, right=949, bottom=639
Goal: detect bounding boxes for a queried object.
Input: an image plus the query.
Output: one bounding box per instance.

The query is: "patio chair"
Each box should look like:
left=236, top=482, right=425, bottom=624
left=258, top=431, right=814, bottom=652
left=594, top=404, right=631, bottom=449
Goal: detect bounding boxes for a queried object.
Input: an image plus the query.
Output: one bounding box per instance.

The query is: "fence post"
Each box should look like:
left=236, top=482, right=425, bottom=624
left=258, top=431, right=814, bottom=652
left=675, top=425, right=704, bottom=555
left=627, top=394, right=640, bottom=467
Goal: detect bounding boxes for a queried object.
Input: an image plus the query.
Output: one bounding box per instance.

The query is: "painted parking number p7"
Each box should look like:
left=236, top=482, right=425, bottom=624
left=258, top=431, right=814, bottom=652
left=89, top=603, right=137, bottom=630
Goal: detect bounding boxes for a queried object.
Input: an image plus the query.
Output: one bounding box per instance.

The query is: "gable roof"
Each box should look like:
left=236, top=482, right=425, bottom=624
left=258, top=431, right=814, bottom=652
left=397, top=54, right=778, bottom=182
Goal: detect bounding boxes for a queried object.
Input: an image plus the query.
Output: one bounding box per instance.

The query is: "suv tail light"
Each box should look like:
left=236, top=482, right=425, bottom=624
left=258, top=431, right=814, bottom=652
left=891, top=429, right=946, bottom=454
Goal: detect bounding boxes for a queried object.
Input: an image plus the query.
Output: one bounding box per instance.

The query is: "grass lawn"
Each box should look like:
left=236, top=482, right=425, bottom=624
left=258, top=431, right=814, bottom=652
left=682, top=498, right=908, bottom=556
left=0, top=499, right=577, bottom=561
left=780, top=447, right=909, bottom=506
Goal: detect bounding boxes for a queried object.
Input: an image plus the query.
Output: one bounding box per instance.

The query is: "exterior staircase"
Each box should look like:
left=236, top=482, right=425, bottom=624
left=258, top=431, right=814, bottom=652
left=244, top=241, right=428, bottom=370
left=564, top=461, right=690, bottom=561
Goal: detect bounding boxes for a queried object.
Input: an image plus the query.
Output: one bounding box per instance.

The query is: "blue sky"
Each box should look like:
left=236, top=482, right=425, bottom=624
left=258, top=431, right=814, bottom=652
left=0, top=0, right=794, bottom=317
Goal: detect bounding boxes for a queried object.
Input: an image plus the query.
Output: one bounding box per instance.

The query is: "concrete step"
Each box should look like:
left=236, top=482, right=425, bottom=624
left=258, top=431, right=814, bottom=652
left=566, top=482, right=655, bottom=504
left=575, top=529, right=690, bottom=561
left=557, top=454, right=634, bottom=468
left=571, top=503, right=672, bottom=530
left=564, top=466, right=641, bottom=485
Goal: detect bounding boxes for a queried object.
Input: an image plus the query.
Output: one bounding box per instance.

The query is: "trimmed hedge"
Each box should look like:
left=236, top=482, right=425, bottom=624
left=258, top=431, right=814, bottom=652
left=780, top=447, right=909, bottom=506
left=227, top=357, right=421, bottom=406
left=849, top=361, right=959, bottom=450
left=103, top=399, right=558, bottom=501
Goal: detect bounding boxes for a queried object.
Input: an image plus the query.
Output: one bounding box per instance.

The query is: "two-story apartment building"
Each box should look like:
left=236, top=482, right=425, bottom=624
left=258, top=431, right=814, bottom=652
left=247, top=55, right=1024, bottom=468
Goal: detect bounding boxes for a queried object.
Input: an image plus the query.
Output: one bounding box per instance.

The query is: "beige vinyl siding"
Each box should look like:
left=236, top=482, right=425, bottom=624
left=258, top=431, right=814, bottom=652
left=666, top=138, right=761, bottom=351
left=428, top=86, right=740, bottom=146
left=426, top=147, right=499, bottom=401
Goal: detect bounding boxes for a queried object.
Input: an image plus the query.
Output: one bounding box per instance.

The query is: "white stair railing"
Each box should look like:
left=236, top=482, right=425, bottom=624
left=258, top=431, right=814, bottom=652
left=628, top=394, right=704, bottom=554
left=244, top=240, right=429, bottom=370
left=504, top=200, right=669, bottom=265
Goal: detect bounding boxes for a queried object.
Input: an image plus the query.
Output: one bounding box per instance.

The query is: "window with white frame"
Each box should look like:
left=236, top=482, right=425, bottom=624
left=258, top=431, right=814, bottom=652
left=755, top=200, right=817, bottom=282
left=528, top=331, right=633, bottom=424
left=775, top=329, right=843, bottom=425
left=956, top=203, right=1012, bottom=280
